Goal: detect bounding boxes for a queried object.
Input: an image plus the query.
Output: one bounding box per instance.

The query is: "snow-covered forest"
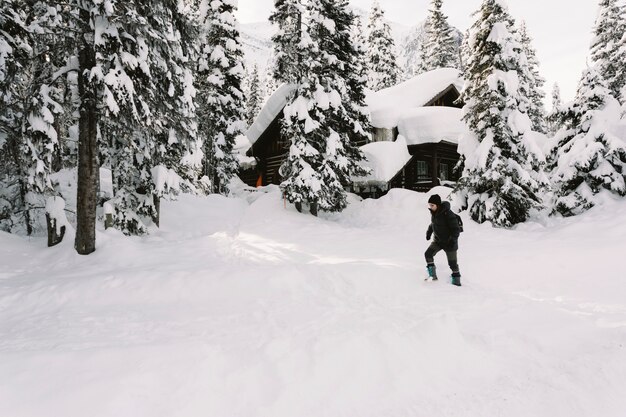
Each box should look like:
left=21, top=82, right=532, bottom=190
left=1, top=0, right=626, bottom=416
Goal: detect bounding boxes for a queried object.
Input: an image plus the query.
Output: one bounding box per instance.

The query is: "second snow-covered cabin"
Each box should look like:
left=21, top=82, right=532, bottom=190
left=238, top=68, right=465, bottom=196
left=354, top=68, right=465, bottom=196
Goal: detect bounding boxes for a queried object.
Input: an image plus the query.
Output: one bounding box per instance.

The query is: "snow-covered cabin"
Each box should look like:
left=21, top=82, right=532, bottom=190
left=238, top=68, right=465, bottom=196
left=238, top=84, right=295, bottom=187
left=356, top=68, right=465, bottom=196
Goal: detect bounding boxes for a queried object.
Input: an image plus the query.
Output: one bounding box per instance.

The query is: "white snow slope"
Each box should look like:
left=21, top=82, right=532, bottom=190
left=1, top=186, right=626, bottom=417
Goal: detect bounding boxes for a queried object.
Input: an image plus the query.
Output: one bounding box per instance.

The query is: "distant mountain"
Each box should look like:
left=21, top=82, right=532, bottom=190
left=238, top=21, right=274, bottom=73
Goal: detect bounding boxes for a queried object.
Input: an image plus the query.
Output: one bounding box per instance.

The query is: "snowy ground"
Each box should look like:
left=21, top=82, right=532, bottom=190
left=1, top=187, right=625, bottom=417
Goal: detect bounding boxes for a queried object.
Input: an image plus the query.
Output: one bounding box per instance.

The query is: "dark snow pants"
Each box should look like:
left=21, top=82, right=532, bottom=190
left=425, top=242, right=460, bottom=275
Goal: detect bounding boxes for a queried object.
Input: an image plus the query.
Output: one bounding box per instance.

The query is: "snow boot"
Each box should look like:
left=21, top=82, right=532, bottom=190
left=426, top=264, right=438, bottom=281
left=451, top=272, right=461, bottom=286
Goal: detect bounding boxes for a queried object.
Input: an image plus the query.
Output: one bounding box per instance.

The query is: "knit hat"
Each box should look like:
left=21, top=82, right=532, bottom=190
left=428, top=194, right=442, bottom=205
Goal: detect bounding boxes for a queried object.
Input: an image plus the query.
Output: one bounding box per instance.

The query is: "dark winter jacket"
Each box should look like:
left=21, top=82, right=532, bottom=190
left=426, top=201, right=461, bottom=251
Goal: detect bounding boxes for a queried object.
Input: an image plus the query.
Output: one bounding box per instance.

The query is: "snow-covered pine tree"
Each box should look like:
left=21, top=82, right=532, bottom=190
left=77, top=1, right=148, bottom=237
left=590, top=0, right=626, bottom=101
left=104, top=1, right=202, bottom=233
left=552, top=83, right=562, bottom=111
left=459, top=28, right=471, bottom=72
left=269, top=0, right=323, bottom=212
left=196, top=0, right=247, bottom=195
left=347, top=10, right=373, bottom=146
left=43, top=0, right=201, bottom=244
left=366, top=1, right=399, bottom=90
left=88, top=2, right=179, bottom=235
left=1, top=2, right=32, bottom=233
left=246, top=64, right=262, bottom=125
left=146, top=1, right=203, bottom=208
left=270, top=0, right=305, bottom=86
left=549, top=66, right=626, bottom=216
left=0, top=2, right=62, bottom=236
left=518, top=21, right=547, bottom=133
left=316, top=0, right=369, bottom=210
left=351, top=15, right=369, bottom=89
left=400, top=24, right=427, bottom=79
left=454, top=0, right=544, bottom=227
left=263, top=50, right=279, bottom=101
left=415, top=20, right=431, bottom=76
left=52, top=60, right=79, bottom=173
left=419, top=0, right=461, bottom=72
left=547, top=82, right=563, bottom=136
left=271, top=0, right=368, bottom=213
left=276, top=1, right=329, bottom=213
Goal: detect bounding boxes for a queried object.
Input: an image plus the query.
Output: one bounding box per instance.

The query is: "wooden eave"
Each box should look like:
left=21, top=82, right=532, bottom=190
left=423, top=84, right=463, bottom=107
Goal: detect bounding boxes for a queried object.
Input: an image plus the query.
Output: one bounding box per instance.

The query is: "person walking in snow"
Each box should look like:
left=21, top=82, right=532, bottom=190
left=425, top=194, right=462, bottom=286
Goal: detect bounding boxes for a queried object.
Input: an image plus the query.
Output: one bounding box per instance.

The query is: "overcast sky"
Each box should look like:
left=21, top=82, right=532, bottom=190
left=235, top=0, right=600, bottom=106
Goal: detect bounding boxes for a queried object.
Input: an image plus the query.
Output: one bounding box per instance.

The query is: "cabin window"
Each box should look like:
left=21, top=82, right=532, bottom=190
left=416, top=160, right=428, bottom=177
left=440, top=163, right=449, bottom=181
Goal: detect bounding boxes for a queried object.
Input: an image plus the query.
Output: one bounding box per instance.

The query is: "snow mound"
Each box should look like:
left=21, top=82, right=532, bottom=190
left=332, top=186, right=454, bottom=231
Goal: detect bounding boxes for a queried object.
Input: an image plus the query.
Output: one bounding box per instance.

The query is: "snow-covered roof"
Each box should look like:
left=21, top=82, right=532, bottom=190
left=366, top=68, right=464, bottom=129
left=353, top=136, right=412, bottom=184
left=246, top=83, right=296, bottom=146
left=397, top=107, right=465, bottom=146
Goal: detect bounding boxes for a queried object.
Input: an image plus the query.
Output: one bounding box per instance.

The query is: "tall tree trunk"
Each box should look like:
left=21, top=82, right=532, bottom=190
left=19, top=178, right=33, bottom=236
left=8, top=131, right=33, bottom=236
left=74, top=19, right=99, bottom=255
left=153, top=194, right=160, bottom=227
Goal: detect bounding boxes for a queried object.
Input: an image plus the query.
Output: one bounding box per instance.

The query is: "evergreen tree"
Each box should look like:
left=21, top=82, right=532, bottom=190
left=151, top=1, right=203, bottom=194
left=518, top=21, right=547, bottom=133
left=26, top=0, right=203, bottom=246
left=1, top=2, right=33, bottom=233
left=352, top=16, right=369, bottom=87
left=246, top=65, right=262, bottom=125
left=318, top=0, right=369, bottom=209
left=366, top=1, right=399, bottom=90
left=263, top=50, right=279, bottom=101
left=551, top=83, right=562, bottom=109
left=0, top=2, right=62, bottom=236
left=459, top=28, right=471, bottom=72
left=270, top=0, right=323, bottom=211
left=270, top=0, right=305, bottom=85
left=547, top=82, right=563, bottom=136
left=197, top=0, right=247, bottom=195
left=272, top=0, right=369, bottom=213
left=102, top=1, right=202, bottom=234
left=419, top=0, right=461, bottom=72
left=549, top=67, right=626, bottom=216
left=454, top=0, right=544, bottom=227
left=400, top=24, right=428, bottom=79
left=348, top=13, right=373, bottom=146
left=415, top=20, right=431, bottom=76
left=590, top=0, right=626, bottom=101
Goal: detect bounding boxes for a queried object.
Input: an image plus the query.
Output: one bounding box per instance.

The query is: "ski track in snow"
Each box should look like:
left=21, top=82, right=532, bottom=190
left=1, top=188, right=625, bottom=417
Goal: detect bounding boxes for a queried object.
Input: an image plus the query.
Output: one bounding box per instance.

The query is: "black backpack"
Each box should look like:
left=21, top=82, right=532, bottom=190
left=453, top=212, right=464, bottom=233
